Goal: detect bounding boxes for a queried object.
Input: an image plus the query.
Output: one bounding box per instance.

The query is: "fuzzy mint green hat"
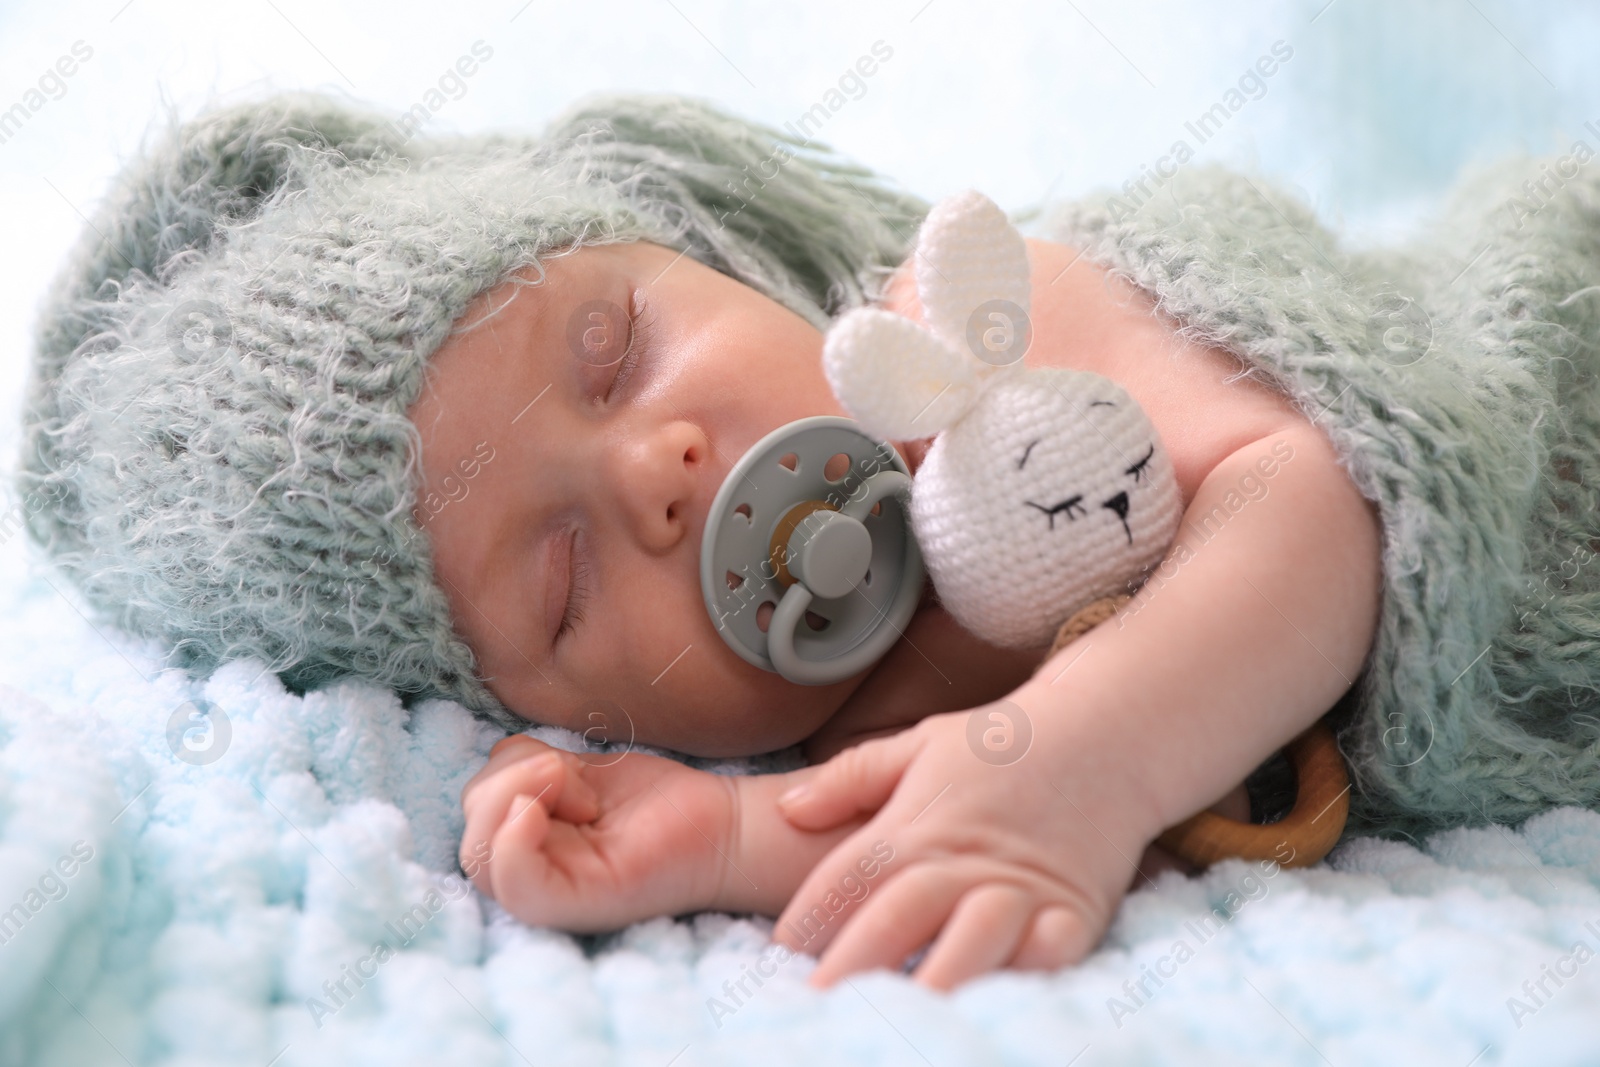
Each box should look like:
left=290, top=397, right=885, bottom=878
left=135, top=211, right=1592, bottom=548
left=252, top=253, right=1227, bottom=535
left=18, top=89, right=929, bottom=728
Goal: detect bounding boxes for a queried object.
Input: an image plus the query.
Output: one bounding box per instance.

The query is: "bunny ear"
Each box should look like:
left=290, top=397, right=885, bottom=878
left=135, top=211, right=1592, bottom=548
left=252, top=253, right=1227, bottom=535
left=823, top=307, right=978, bottom=439
left=914, top=190, right=1032, bottom=350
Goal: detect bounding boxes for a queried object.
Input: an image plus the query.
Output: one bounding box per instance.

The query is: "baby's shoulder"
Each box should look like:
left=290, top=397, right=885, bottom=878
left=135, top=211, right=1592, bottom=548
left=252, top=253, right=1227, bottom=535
left=1029, top=234, right=1306, bottom=509
left=880, top=237, right=1308, bottom=509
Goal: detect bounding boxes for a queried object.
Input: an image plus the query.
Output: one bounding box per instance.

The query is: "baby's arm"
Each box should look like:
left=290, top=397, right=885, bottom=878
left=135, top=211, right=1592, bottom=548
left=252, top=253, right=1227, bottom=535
left=770, top=420, right=1384, bottom=986
left=1045, top=420, right=1382, bottom=832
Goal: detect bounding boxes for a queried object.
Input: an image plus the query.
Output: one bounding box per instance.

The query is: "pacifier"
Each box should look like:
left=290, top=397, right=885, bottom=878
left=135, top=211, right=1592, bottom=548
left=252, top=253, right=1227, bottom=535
left=699, top=416, right=925, bottom=685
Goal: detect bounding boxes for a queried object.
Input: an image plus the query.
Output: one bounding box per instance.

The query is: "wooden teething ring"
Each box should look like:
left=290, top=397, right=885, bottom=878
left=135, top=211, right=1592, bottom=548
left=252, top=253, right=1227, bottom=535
left=1048, top=595, right=1351, bottom=870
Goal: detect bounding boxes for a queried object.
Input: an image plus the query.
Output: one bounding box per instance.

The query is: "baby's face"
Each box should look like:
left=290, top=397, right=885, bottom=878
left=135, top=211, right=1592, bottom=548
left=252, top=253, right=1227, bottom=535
left=408, top=240, right=905, bottom=756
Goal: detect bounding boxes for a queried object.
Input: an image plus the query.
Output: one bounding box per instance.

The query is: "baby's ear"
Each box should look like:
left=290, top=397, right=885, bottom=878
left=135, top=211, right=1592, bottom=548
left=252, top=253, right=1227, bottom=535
left=823, top=307, right=977, bottom=439
left=913, top=190, right=1032, bottom=348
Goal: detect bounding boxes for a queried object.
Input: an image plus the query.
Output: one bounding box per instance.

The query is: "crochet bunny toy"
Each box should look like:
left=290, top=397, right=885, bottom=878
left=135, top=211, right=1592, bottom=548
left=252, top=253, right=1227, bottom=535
left=820, top=189, right=1352, bottom=872
left=822, top=189, right=1185, bottom=651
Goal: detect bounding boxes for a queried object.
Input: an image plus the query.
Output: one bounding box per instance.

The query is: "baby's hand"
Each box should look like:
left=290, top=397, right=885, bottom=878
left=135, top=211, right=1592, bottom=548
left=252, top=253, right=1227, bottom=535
left=459, top=735, right=737, bottom=932
left=772, top=698, right=1163, bottom=990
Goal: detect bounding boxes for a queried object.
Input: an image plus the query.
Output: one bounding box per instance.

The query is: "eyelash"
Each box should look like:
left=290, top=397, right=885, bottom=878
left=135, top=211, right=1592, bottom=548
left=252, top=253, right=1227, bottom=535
left=556, top=530, right=590, bottom=643
left=1125, top=445, right=1155, bottom=482
left=605, top=298, right=656, bottom=400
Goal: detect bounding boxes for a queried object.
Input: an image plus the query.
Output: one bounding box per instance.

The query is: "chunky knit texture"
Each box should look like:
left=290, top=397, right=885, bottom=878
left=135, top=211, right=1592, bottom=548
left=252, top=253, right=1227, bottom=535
left=18, top=90, right=929, bottom=731
left=1035, top=161, right=1600, bottom=837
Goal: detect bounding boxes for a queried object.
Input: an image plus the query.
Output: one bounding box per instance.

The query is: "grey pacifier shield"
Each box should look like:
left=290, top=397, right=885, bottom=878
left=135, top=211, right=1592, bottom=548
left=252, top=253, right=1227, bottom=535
left=699, top=416, right=924, bottom=685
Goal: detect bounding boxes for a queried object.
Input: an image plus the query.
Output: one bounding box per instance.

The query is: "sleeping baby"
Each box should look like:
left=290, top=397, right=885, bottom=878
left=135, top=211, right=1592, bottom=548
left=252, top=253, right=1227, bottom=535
left=418, top=199, right=1382, bottom=988
left=28, top=88, right=1600, bottom=995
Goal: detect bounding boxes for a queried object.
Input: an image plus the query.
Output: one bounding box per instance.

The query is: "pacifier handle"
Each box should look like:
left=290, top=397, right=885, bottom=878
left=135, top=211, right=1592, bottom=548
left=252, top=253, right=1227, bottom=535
left=765, top=471, right=915, bottom=685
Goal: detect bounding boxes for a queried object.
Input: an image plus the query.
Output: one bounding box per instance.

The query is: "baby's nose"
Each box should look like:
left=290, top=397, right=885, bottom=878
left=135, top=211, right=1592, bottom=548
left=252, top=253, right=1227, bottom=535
left=608, top=419, right=707, bottom=552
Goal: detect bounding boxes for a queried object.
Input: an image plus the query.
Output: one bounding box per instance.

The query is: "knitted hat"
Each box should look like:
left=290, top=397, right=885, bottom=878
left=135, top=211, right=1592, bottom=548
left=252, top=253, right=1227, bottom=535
left=18, top=89, right=929, bottom=729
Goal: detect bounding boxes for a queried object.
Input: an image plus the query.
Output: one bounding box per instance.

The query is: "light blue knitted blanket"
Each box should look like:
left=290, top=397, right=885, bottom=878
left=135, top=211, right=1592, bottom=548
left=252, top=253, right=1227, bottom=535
left=3, top=564, right=1600, bottom=1067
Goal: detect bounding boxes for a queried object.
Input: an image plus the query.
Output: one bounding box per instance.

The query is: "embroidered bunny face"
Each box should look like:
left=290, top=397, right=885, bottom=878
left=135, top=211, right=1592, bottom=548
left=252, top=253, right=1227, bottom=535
left=910, top=368, right=1182, bottom=648
left=823, top=187, right=1183, bottom=649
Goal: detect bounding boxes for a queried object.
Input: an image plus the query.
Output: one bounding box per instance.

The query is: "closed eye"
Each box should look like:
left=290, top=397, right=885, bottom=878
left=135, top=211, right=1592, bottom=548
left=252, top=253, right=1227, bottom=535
left=606, top=292, right=656, bottom=400
left=1024, top=495, right=1085, bottom=530
left=555, top=529, right=591, bottom=643
left=1125, top=444, right=1155, bottom=483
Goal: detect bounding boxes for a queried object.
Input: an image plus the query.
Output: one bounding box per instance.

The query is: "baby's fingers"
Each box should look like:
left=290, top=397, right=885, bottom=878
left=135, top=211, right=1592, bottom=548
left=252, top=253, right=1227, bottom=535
left=463, top=734, right=544, bottom=799
left=484, top=788, right=561, bottom=917
left=804, top=866, right=962, bottom=988
left=460, top=752, right=595, bottom=887
left=471, top=748, right=598, bottom=825
left=1008, top=904, right=1096, bottom=972
left=778, top=728, right=920, bottom=831
left=911, top=884, right=1034, bottom=990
